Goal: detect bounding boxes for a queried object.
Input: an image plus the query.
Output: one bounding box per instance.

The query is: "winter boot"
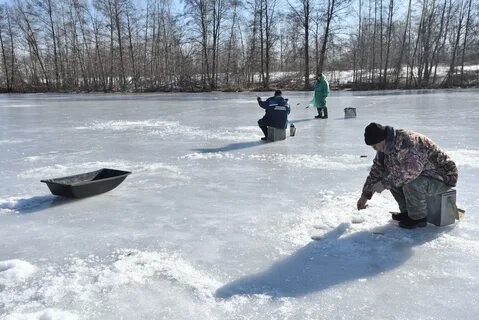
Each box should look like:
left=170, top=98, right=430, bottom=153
left=323, top=107, right=328, bottom=119
left=391, top=211, right=408, bottom=221
left=399, top=216, right=427, bottom=229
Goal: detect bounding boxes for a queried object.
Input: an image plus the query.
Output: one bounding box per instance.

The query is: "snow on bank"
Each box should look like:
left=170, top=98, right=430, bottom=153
left=324, top=64, right=479, bottom=85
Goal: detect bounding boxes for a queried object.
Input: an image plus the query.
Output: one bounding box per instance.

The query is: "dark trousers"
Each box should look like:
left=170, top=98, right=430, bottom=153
left=317, top=107, right=328, bottom=118
left=258, top=118, right=268, bottom=137
left=389, top=176, right=451, bottom=219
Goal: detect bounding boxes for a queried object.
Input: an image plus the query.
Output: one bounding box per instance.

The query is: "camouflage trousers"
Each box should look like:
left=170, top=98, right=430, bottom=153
left=389, top=176, right=451, bottom=220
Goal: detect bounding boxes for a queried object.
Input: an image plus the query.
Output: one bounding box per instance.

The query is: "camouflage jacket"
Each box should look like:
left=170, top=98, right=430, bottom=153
left=361, top=127, right=458, bottom=199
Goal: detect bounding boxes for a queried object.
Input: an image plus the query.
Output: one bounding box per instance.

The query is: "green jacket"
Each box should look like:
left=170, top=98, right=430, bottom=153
left=310, top=77, right=330, bottom=108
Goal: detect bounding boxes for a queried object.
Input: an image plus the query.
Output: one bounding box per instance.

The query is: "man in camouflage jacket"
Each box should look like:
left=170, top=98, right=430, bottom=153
left=357, top=123, right=458, bottom=229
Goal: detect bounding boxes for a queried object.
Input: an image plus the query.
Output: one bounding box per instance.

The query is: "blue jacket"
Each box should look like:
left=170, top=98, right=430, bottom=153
left=258, top=96, right=290, bottom=129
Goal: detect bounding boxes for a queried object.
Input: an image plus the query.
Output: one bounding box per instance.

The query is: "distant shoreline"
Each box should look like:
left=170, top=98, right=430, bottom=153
left=1, top=86, right=479, bottom=95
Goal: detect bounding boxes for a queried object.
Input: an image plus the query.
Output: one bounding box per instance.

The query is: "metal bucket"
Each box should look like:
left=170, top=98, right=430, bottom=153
left=426, top=189, right=457, bottom=226
left=344, top=107, right=357, bottom=118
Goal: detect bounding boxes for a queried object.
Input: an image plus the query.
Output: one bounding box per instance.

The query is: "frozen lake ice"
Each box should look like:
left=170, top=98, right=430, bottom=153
left=1, top=90, right=478, bottom=319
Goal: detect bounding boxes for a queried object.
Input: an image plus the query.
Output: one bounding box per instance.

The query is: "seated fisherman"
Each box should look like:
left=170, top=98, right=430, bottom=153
left=257, top=90, right=291, bottom=141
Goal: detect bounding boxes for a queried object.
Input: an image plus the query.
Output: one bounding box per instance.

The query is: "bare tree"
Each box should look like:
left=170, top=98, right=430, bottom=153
left=1, top=0, right=478, bottom=92
left=317, top=0, right=350, bottom=74
left=252, top=0, right=277, bottom=88
left=394, top=0, right=412, bottom=85
left=445, top=0, right=466, bottom=86
left=288, top=0, right=311, bottom=88
left=0, top=4, right=11, bottom=91
left=184, top=0, right=212, bottom=89
left=318, top=0, right=335, bottom=74
left=125, top=0, right=138, bottom=90
left=224, top=0, right=240, bottom=87
left=460, top=0, right=472, bottom=84
left=382, top=0, right=393, bottom=85
left=16, top=0, right=52, bottom=89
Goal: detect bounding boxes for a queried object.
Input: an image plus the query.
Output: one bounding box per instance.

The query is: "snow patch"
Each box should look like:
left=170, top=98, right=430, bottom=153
left=0, top=139, right=29, bottom=145
left=23, top=151, right=92, bottom=163
left=131, top=162, right=187, bottom=178
left=3, top=309, right=79, bottom=320
left=18, top=164, right=70, bottom=179
left=76, top=119, right=260, bottom=141
left=351, top=215, right=365, bottom=224
left=180, top=152, right=239, bottom=160
left=449, top=149, right=479, bottom=169
left=18, top=161, right=187, bottom=181
left=209, top=126, right=261, bottom=141
left=23, top=156, right=41, bottom=162
left=0, top=196, right=56, bottom=215
left=0, top=260, right=38, bottom=286
left=249, top=153, right=370, bottom=170
left=100, top=249, right=221, bottom=299
left=76, top=119, right=178, bottom=131
left=150, top=124, right=260, bottom=142
left=179, top=152, right=371, bottom=170
left=0, top=104, right=43, bottom=108
left=276, top=191, right=400, bottom=248
left=1, top=249, right=222, bottom=317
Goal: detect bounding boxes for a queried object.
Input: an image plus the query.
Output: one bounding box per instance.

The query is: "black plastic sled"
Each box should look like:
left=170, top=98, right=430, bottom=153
left=41, top=168, right=131, bottom=198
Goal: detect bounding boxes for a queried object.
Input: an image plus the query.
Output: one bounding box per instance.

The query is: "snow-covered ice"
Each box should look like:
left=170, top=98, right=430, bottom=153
left=0, top=90, right=478, bottom=319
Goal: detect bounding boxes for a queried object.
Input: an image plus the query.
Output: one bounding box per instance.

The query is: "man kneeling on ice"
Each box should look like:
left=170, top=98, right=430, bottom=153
left=357, top=123, right=458, bottom=229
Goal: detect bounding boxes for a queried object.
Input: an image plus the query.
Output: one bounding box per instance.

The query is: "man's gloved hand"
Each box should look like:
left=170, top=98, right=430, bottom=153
left=257, top=96, right=261, bottom=102
left=372, top=181, right=385, bottom=194
left=357, top=196, right=368, bottom=210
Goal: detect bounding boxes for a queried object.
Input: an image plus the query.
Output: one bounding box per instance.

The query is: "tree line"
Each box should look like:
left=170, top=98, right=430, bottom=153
left=0, top=0, right=477, bottom=93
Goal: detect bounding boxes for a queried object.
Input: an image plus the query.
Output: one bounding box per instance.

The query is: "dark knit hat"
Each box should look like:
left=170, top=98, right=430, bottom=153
left=364, top=122, right=387, bottom=145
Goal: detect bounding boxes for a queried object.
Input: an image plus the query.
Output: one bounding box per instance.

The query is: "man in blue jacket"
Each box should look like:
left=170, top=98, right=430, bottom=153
left=257, top=90, right=291, bottom=141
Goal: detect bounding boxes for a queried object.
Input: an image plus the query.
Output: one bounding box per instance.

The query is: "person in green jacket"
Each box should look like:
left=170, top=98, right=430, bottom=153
left=310, top=73, right=330, bottom=119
